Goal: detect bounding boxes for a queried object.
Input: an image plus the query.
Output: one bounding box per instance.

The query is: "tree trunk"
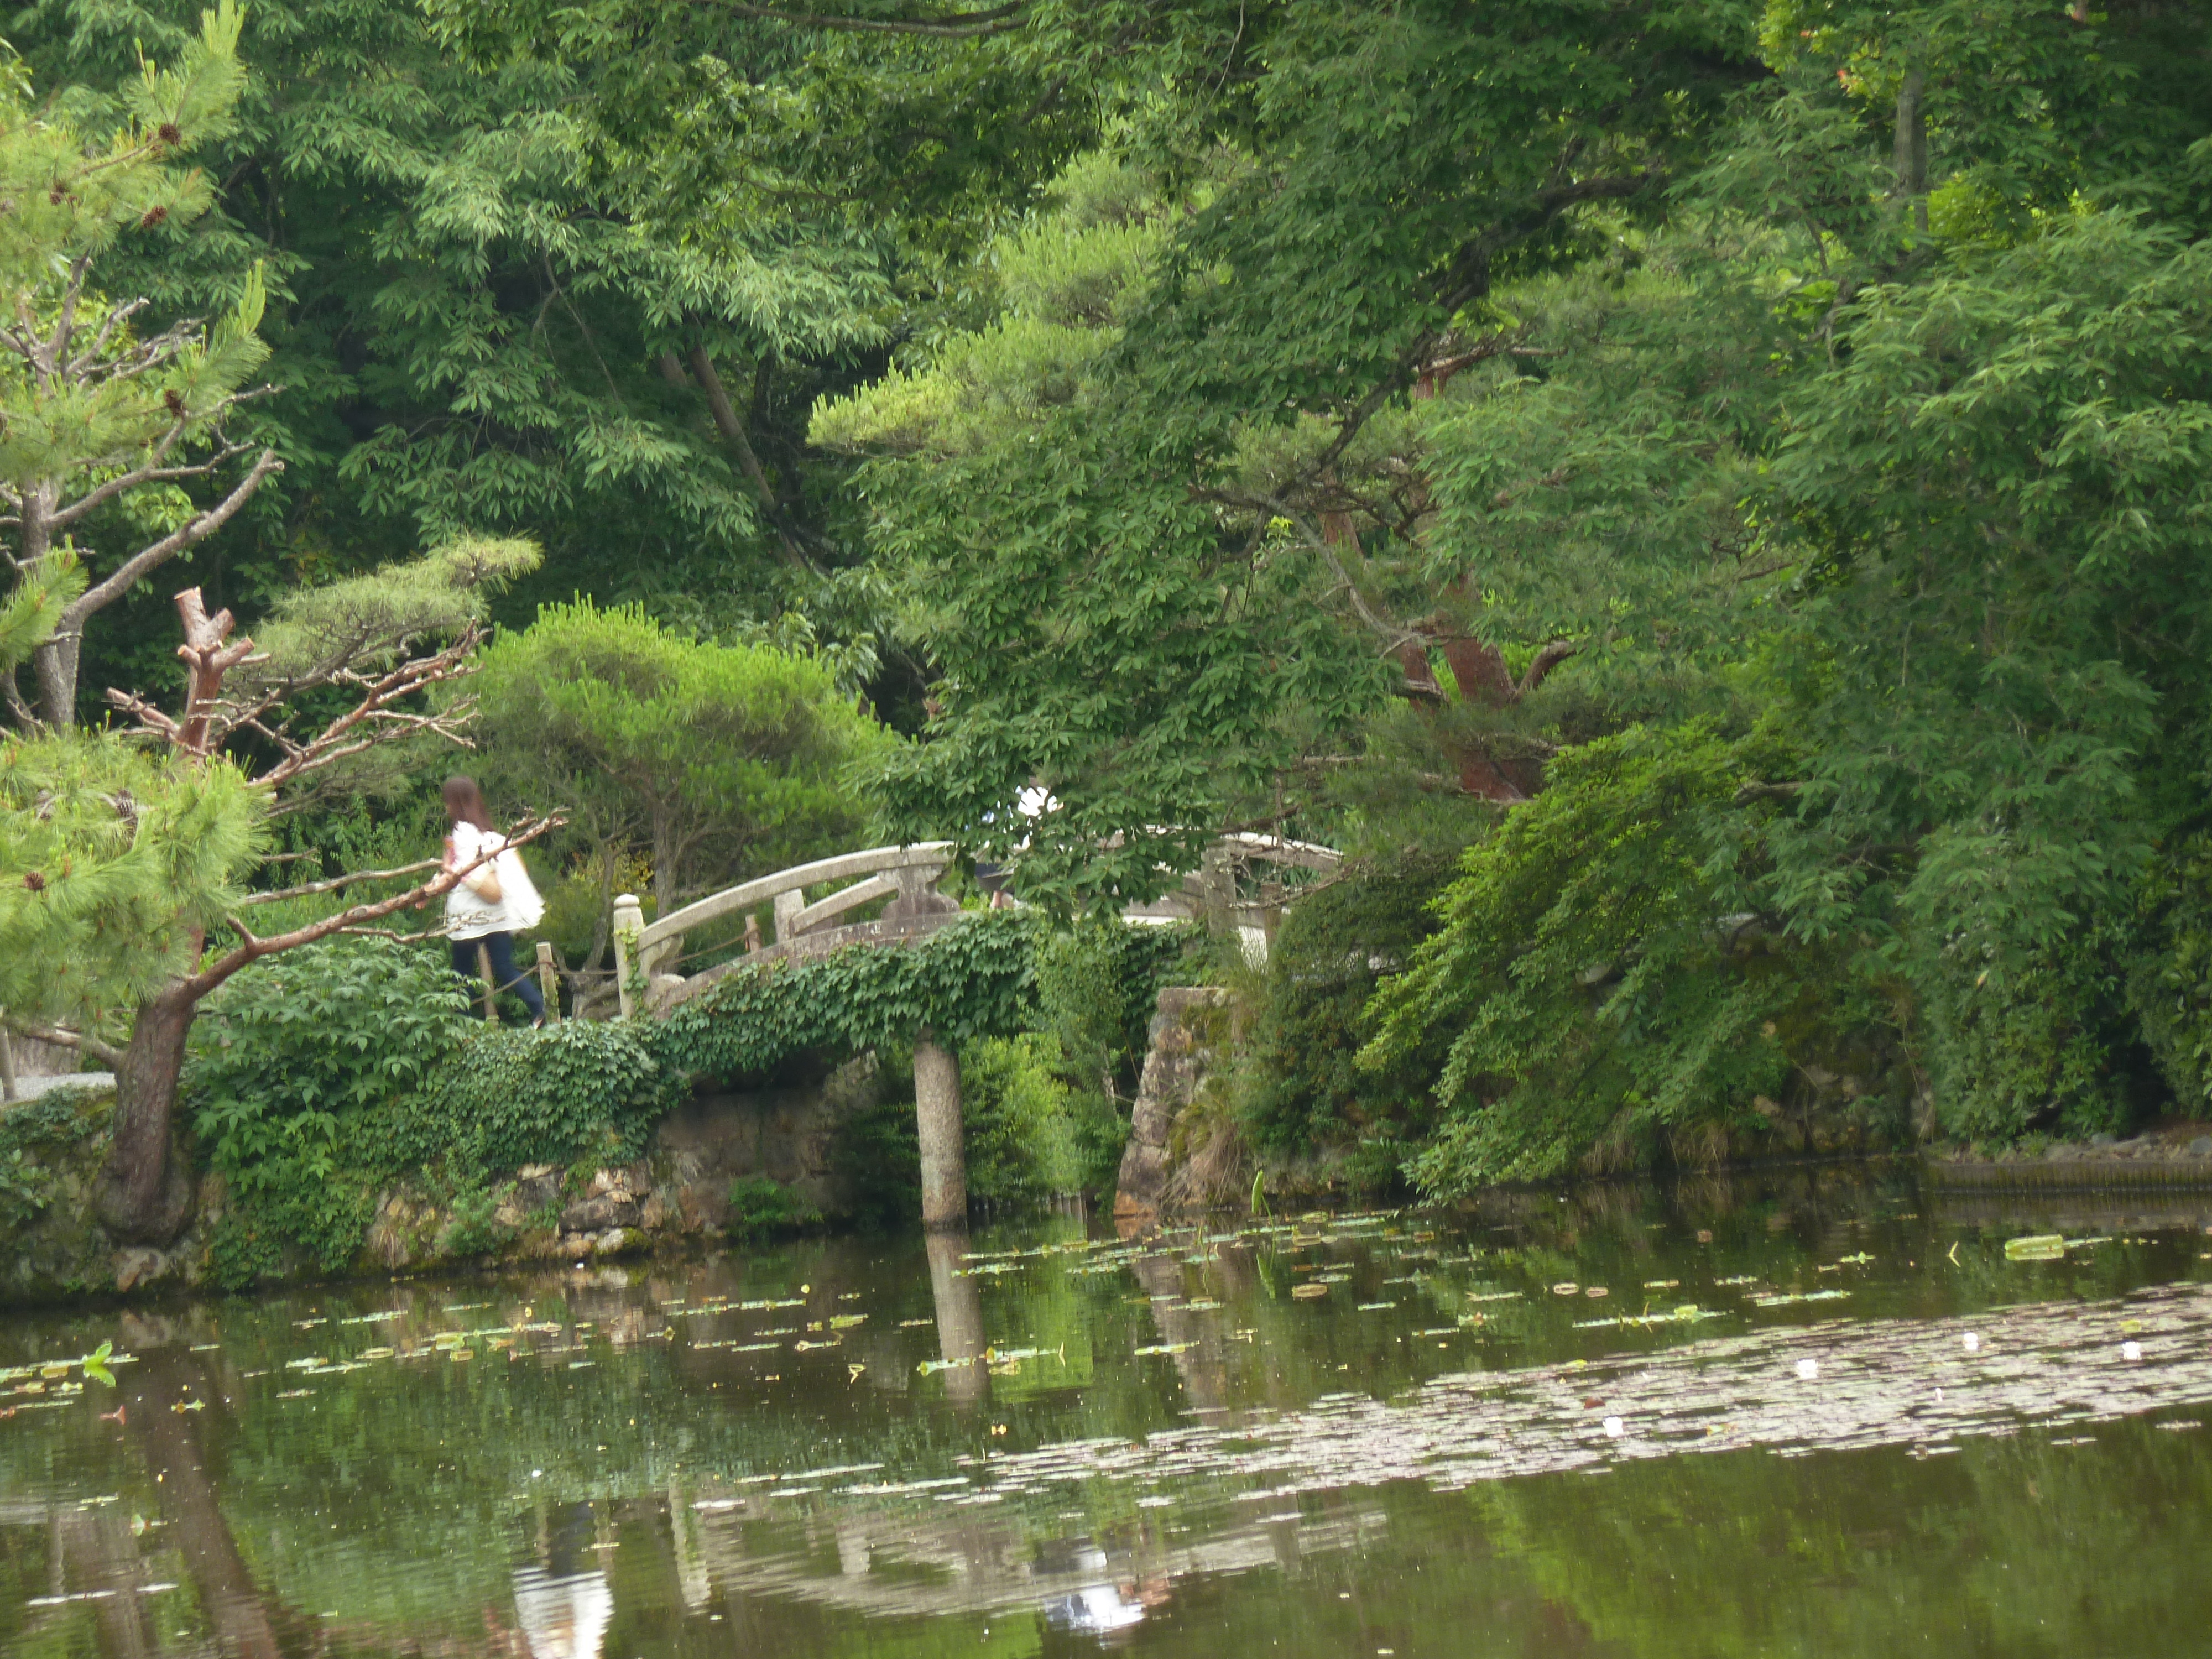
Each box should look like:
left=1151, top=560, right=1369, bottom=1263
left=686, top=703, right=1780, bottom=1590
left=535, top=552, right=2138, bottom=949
left=913, top=1036, right=968, bottom=1229
left=97, top=980, right=201, bottom=1244
left=30, top=632, right=78, bottom=728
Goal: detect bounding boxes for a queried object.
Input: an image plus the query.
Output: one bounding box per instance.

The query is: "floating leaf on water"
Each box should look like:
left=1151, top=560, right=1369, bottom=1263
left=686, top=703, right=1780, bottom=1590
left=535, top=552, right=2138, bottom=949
left=1584, top=1287, right=1609, bottom=1299
left=1135, top=1343, right=1194, bottom=1356
left=2005, top=1234, right=2067, bottom=1261
left=1551, top=1283, right=1579, bottom=1297
left=1357, top=1302, right=1397, bottom=1312
left=1644, top=1280, right=1680, bottom=1290
left=1291, top=1284, right=1329, bottom=1300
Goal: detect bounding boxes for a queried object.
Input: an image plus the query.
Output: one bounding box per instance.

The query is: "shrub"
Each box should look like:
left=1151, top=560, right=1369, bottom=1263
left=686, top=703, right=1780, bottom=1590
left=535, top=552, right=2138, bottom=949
left=1365, top=724, right=1822, bottom=1194
left=1031, top=918, right=1203, bottom=1190
left=398, top=1020, right=688, bottom=1173
left=960, top=1034, right=1087, bottom=1205
left=189, top=936, right=472, bottom=1191
left=1241, top=851, right=1456, bottom=1167
left=0, top=1087, right=109, bottom=1229
left=725, top=1175, right=822, bottom=1241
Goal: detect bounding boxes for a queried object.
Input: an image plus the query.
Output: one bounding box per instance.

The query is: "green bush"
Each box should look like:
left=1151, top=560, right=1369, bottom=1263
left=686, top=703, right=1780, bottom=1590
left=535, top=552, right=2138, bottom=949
left=2128, top=832, right=2212, bottom=1118
left=399, top=1020, right=688, bottom=1173
left=0, top=1087, right=108, bottom=1229
left=189, top=936, right=472, bottom=1191
left=1031, top=919, right=1203, bottom=1190
left=1365, top=724, right=1823, bottom=1194
left=1241, top=852, right=1457, bottom=1169
left=725, top=1175, right=822, bottom=1242
left=189, top=938, right=471, bottom=1282
left=1919, top=925, right=2144, bottom=1144
left=960, top=1034, right=1089, bottom=1206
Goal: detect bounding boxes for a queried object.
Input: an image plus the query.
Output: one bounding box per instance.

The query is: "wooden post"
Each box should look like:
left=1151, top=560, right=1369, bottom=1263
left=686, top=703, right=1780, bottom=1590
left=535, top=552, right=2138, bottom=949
left=913, top=1034, right=967, bottom=1230
left=743, top=913, right=762, bottom=954
left=0, top=1013, right=16, bottom=1104
left=534, top=941, right=561, bottom=1024
left=612, top=893, right=645, bottom=1019
left=475, top=942, right=499, bottom=1022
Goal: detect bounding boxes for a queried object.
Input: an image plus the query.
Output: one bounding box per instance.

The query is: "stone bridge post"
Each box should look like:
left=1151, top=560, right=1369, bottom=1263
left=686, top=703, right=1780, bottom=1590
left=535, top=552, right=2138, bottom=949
left=912, top=1034, right=967, bottom=1229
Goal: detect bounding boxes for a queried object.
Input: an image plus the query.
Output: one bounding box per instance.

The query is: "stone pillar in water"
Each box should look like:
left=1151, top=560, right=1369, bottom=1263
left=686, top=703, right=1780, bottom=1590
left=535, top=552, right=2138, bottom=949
left=913, top=1036, right=967, bottom=1229
left=925, top=1228, right=989, bottom=1408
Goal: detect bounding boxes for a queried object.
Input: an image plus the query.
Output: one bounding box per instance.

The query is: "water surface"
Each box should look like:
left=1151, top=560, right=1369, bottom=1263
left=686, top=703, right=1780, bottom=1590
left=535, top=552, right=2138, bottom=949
left=5, top=1168, right=2212, bottom=1657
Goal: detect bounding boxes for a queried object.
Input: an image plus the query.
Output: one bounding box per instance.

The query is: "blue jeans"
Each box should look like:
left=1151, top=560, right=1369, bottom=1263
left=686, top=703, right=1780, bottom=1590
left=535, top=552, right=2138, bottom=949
left=451, top=931, right=547, bottom=1022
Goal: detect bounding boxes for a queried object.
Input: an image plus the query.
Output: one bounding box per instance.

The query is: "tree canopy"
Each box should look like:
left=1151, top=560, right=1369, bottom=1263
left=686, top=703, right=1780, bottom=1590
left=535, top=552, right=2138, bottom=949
left=11, top=0, right=2212, bottom=1200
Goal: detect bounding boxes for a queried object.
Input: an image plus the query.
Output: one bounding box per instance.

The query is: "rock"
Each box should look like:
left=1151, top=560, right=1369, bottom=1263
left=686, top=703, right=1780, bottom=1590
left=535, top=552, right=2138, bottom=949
left=2192, top=1137, right=2212, bottom=1157
left=560, top=1196, right=638, bottom=1232
left=594, top=1228, right=630, bottom=1256
left=2090, top=1132, right=2117, bottom=1147
left=518, top=1164, right=556, bottom=1180
left=1113, top=987, right=1232, bottom=1225
left=639, top=1190, right=676, bottom=1231
left=113, top=1247, right=164, bottom=1292
left=493, top=1203, right=527, bottom=1229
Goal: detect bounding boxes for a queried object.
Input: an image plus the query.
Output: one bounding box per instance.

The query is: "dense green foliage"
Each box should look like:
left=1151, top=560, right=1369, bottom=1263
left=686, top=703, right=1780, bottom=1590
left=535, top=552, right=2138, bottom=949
left=190, top=935, right=471, bottom=1182
left=957, top=1034, right=1088, bottom=1207
left=468, top=599, right=880, bottom=946
left=187, top=936, right=686, bottom=1280
left=1242, top=853, right=1455, bottom=1183
left=659, top=909, right=1036, bottom=1077
left=1, top=733, right=262, bottom=1030
left=12, top=0, right=2212, bottom=1213
left=395, top=1021, right=688, bottom=1172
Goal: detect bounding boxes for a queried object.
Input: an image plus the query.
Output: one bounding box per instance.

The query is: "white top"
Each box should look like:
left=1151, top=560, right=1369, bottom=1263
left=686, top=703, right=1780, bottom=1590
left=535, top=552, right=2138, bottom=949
left=444, top=822, right=546, bottom=940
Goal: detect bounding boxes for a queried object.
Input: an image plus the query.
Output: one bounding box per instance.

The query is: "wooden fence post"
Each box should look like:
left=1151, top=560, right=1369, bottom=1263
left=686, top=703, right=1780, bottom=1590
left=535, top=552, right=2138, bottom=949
left=534, top=941, right=561, bottom=1024
left=612, top=893, right=645, bottom=1020
left=474, top=942, right=499, bottom=1022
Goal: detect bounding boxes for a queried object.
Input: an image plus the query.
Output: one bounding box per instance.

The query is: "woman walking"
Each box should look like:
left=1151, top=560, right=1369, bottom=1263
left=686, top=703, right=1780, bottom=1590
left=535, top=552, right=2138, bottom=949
left=442, top=775, right=549, bottom=1024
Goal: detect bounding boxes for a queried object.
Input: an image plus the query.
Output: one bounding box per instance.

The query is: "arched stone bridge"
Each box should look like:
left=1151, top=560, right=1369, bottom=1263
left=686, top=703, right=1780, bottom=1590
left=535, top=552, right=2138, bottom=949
left=609, top=833, right=1344, bottom=1019
left=603, top=835, right=1340, bottom=1230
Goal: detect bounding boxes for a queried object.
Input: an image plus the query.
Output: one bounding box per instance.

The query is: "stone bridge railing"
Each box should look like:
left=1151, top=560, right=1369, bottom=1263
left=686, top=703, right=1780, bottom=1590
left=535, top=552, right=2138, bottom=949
left=609, top=842, right=960, bottom=1018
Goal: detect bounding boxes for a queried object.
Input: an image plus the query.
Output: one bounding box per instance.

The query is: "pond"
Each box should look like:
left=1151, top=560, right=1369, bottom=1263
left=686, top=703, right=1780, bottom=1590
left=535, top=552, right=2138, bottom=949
left=4, top=1167, right=2212, bottom=1657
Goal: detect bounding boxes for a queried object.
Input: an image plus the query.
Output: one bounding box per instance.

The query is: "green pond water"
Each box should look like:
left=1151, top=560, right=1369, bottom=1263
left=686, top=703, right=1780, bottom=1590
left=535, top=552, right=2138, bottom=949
left=5, top=1168, right=2212, bottom=1657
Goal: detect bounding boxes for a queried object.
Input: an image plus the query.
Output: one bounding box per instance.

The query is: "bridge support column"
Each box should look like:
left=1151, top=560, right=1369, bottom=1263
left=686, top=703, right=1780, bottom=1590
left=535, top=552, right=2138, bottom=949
left=913, top=1035, right=967, bottom=1229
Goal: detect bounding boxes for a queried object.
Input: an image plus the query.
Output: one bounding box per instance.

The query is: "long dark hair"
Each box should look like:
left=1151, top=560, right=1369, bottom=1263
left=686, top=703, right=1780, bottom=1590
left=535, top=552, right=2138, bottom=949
left=442, top=775, right=494, bottom=832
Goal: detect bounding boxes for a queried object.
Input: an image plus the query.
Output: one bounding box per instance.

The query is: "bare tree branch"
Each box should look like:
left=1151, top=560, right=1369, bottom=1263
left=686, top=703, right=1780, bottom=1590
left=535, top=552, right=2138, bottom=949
left=60, top=448, right=284, bottom=628
left=1, top=1014, right=125, bottom=1068
left=184, top=816, right=565, bottom=1000
left=236, top=855, right=444, bottom=907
